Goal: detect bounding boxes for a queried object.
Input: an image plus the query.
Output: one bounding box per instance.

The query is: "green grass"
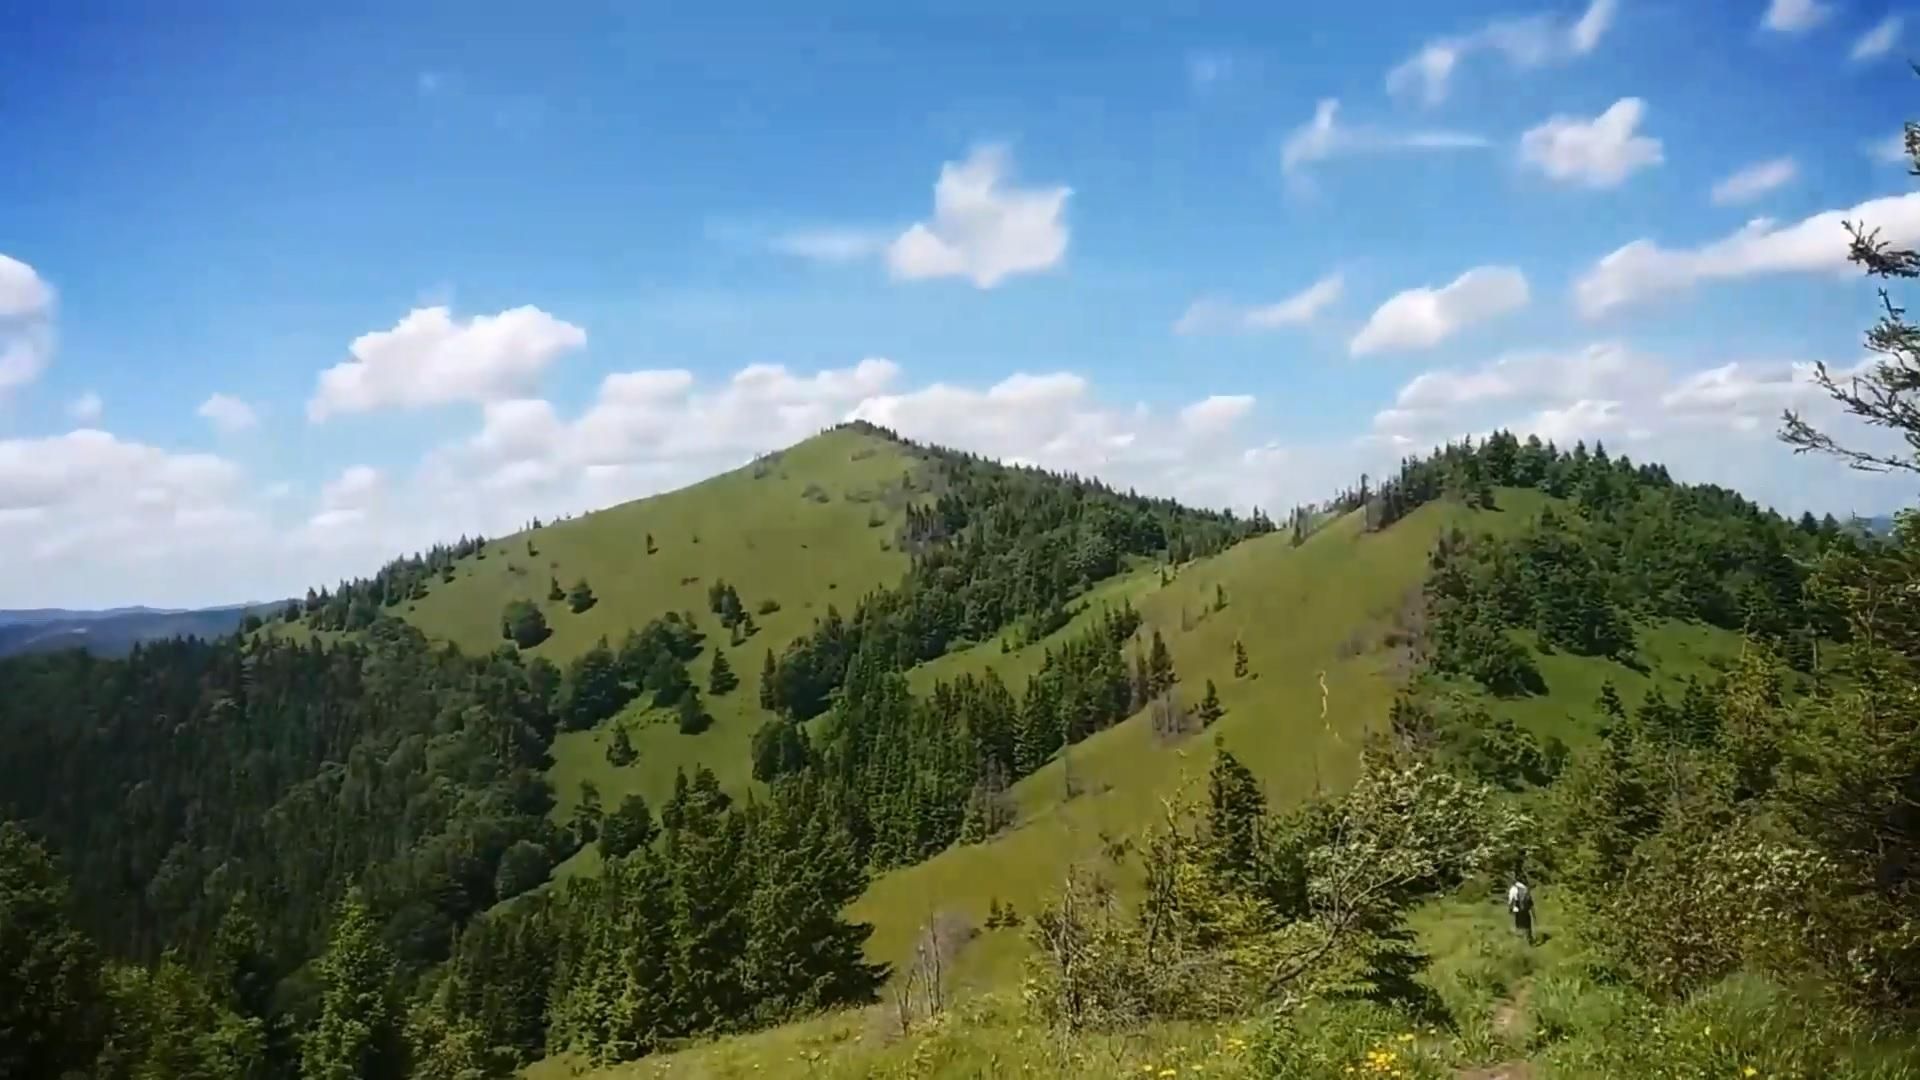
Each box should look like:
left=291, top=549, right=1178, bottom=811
left=526, top=482, right=1896, bottom=1078
left=848, top=492, right=1549, bottom=991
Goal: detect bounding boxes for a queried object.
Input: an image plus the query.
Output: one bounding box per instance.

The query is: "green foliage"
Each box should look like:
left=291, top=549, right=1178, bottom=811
left=567, top=579, right=597, bottom=614
left=707, top=650, right=738, bottom=695
left=97, top=954, right=268, bottom=1080
left=548, top=576, right=565, bottom=603
left=676, top=689, right=712, bottom=735
left=749, top=719, right=811, bottom=782
left=604, top=723, right=636, bottom=767
left=1197, top=679, right=1224, bottom=726
left=0, top=822, right=105, bottom=1078
left=300, top=892, right=407, bottom=1080
left=494, top=840, right=555, bottom=901
left=502, top=599, right=551, bottom=648
left=597, top=794, right=657, bottom=862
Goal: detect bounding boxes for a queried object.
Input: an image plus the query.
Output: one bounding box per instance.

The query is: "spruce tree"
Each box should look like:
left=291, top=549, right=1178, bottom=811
left=759, top=650, right=779, bottom=710
left=1197, top=679, right=1224, bottom=726
left=1148, top=629, right=1175, bottom=695
left=301, top=891, right=406, bottom=1080
left=0, top=823, right=105, bottom=1079
left=708, top=651, right=739, bottom=695
left=548, top=576, right=565, bottom=602
left=606, top=723, right=637, bottom=766
left=567, top=579, right=597, bottom=614
left=1233, top=638, right=1249, bottom=678
left=598, top=793, right=658, bottom=861
left=676, top=689, right=712, bottom=735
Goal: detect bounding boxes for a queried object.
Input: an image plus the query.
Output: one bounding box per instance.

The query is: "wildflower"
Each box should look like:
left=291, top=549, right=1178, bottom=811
left=1398, top=1033, right=1416, bottom=1042
left=1745, top=1069, right=1758, bottom=1078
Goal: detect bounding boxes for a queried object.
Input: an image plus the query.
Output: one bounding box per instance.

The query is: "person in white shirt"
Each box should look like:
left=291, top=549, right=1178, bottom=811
left=1507, top=878, right=1535, bottom=945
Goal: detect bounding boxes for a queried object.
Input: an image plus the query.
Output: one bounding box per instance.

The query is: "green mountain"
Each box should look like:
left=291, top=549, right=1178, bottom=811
left=2, top=421, right=1915, bottom=1080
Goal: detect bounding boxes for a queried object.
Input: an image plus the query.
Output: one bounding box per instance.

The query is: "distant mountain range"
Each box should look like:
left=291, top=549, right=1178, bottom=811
left=0, top=602, right=286, bottom=659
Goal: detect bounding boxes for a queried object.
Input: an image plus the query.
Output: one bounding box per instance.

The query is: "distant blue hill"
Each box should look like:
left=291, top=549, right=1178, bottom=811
left=0, top=602, right=287, bottom=659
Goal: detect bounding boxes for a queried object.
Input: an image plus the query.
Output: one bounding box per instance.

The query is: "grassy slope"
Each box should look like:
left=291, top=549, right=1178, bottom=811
left=532, top=485, right=1773, bottom=1078
left=273, top=427, right=924, bottom=875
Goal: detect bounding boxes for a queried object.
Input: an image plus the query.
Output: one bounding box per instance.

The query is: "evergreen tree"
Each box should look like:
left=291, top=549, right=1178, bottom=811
left=645, top=532, right=657, bottom=554
left=750, top=719, right=811, bottom=781
left=605, top=723, right=637, bottom=767
left=759, top=650, right=778, bottom=709
left=567, top=579, right=597, bottom=614
left=1204, top=743, right=1266, bottom=883
left=548, top=576, right=565, bottom=602
left=1214, top=583, right=1228, bottom=612
left=1233, top=639, right=1249, bottom=679
left=566, top=639, right=631, bottom=728
left=0, top=823, right=105, bottom=1079
left=300, top=891, right=407, bottom=1080
left=1596, top=681, right=1626, bottom=722
left=1148, top=629, right=1176, bottom=695
left=676, top=689, right=712, bottom=735
left=1197, top=679, right=1224, bottom=726
left=598, top=794, right=658, bottom=861
left=501, top=600, right=550, bottom=649
left=708, top=651, right=739, bottom=695
left=570, top=782, right=604, bottom=845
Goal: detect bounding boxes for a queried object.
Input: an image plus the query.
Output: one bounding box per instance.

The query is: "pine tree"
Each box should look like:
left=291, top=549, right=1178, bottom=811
left=676, top=689, right=712, bottom=735
left=708, top=651, right=739, bottom=695
left=645, top=532, right=657, bottom=554
left=1204, top=742, right=1266, bottom=883
left=0, top=823, right=105, bottom=1079
left=1233, top=638, right=1249, bottom=678
left=1197, top=679, right=1224, bottom=726
left=606, top=723, right=637, bottom=766
left=759, top=650, right=779, bottom=710
left=1148, top=629, right=1176, bottom=695
left=301, top=891, right=407, bottom=1080
left=548, top=576, right=565, bottom=602
left=598, top=793, right=658, bottom=861
left=571, top=781, right=604, bottom=845
left=568, top=579, right=597, bottom=613
left=1596, top=681, right=1626, bottom=722
left=1214, top=583, right=1228, bottom=612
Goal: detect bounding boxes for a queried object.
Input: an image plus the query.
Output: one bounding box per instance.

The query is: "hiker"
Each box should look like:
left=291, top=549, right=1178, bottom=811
left=1507, top=878, right=1535, bottom=946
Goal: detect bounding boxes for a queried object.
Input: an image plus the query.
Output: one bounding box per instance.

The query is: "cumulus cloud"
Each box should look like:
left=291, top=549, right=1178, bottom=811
left=1852, top=14, right=1903, bottom=59
left=1869, top=130, right=1913, bottom=164
left=1179, top=395, right=1256, bottom=435
left=1174, top=274, right=1344, bottom=334
left=197, top=393, right=260, bottom=433
left=1372, top=343, right=1907, bottom=513
left=1350, top=266, right=1530, bottom=356
left=885, top=146, right=1071, bottom=288
left=307, top=305, right=587, bottom=421
left=0, top=254, right=55, bottom=396
left=1575, top=191, right=1920, bottom=316
left=68, top=392, right=102, bottom=424
left=1710, top=157, right=1798, bottom=205
left=1519, top=98, right=1663, bottom=189
left=1764, top=0, right=1833, bottom=33
left=1387, top=0, right=1616, bottom=106
left=1283, top=101, right=1490, bottom=177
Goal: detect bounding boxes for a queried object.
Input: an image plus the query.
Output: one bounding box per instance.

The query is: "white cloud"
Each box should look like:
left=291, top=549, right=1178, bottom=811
left=1174, top=274, right=1344, bottom=334
left=1282, top=99, right=1490, bottom=176
left=1373, top=343, right=1907, bottom=513
left=3, top=350, right=1910, bottom=609
left=1179, top=395, right=1255, bottom=435
left=197, top=393, right=260, bottom=433
left=1350, top=266, right=1530, bottom=355
left=770, top=228, right=894, bottom=263
left=1387, top=0, right=1616, bottom=106
left=1870, top=130, right=1912, bottom=164
left=1519, top=98, right=1663, bottom=189
left=0, top=254, right=55, bottom=397
left=1575, top=191, right=1920, bottom=316
left=1710, top=157, right=1798, bottom=205
left=307, top=305, right=587, bottom=421
left=1764, top=0, right=1833, bottom=33
left=885, top=146, right=1071, bottom=288
left=68, top=392, right=102, bottom=424
left=1851, top=14, right=1903, bottom=59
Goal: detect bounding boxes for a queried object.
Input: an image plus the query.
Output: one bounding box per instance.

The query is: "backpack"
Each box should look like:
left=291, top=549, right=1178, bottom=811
left=1509, top=883, right=1532, bottom=914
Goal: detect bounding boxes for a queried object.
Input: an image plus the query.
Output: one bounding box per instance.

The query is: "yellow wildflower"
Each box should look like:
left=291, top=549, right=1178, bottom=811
left=1398, top=1033, right=1416, bottom=1042
left=1744, top=1069, right=1758, bottom=1078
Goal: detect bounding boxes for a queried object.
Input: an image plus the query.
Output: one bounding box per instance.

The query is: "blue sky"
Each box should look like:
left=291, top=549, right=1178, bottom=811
left=2, top=0, right=1917, bottom=608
